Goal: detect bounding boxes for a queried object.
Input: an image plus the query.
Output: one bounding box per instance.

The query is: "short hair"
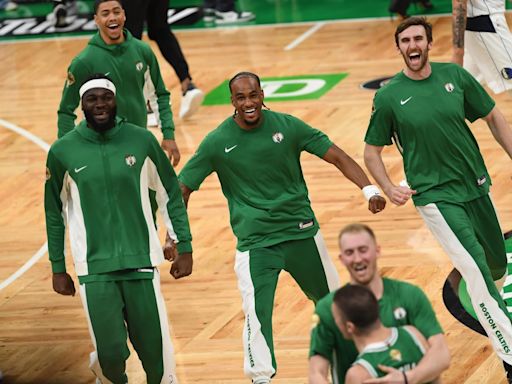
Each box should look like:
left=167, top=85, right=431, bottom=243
left=338, top=223, right=376, bottom=244
left=333, top=285, right=379, bottom=331
left=394, top=16, right=433, bottom=47
left=94, top=0, right=122, bottom=14
left=229, top=71, right=261, bottom=93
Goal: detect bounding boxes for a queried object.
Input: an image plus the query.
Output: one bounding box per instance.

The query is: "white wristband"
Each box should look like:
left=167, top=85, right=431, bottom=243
left=362, top=185, right=381, bottom=201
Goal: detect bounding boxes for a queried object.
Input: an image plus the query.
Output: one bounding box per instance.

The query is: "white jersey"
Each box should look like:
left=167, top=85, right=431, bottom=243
left=467, top=0, right=505, bottom=17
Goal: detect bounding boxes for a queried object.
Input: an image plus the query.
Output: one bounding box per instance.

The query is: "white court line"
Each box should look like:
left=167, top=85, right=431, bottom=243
left=0, top=118, right=50, bottom=152
left=284, top=22, right=325, bottom=51
left=0, top=118, right=50, bottom=291
left=0, top=244, right=48, bottom=291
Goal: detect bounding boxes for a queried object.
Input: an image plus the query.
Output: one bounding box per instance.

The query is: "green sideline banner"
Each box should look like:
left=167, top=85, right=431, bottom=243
left=203, top=73, right=348, bottom=105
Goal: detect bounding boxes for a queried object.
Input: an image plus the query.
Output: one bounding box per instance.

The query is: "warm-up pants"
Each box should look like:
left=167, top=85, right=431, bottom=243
left=79, top=270, right=178, bottom=384
left=417, top=194, right=512, bottom=364
left=234, top=230, right=340, bottom=382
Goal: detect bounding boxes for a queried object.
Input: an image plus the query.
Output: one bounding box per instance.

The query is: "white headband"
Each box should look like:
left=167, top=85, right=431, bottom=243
left=79, top=78, right=117, bottom=98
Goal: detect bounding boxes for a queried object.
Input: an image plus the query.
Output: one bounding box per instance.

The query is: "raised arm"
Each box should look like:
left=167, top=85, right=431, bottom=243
left=364, top=144, right=415, bottom=206
left=452, top=0, right=467, bottom=65
left=323, top=144, right=386, bottom=213
left=483, top=106, right=512, bottom=159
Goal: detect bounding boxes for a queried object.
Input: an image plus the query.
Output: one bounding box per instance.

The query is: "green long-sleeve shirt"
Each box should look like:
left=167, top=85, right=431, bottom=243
left=45, top=118, right=191, bottom=277
left=57, top=30, right=175, bottom=140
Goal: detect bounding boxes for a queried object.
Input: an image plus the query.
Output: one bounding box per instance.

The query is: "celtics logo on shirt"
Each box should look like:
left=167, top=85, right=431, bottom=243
left=393, top=307, right=407, bottom=320
left=125, top=155, right=137, bottom=167
left=389, top=349, right=402, bottom=362
left=444, top=83, right=455, bottom=92
left=136, top=62, right=144, bottom=71
left=272, top=132, right=284, bottom=143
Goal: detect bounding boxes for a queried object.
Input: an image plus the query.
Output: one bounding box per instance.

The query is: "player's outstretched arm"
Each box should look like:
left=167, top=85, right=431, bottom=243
left=308, top=355, right=330, bottom=384
left=483, top=106, right=512, bottom=159
left=364, top=144, right=415, bottom=206
left=322, top=144, right=386, bottom=213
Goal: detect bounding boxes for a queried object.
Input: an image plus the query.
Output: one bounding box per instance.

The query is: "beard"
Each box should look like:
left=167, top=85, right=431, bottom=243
left=402, top=49, right=429, bottom=73
left=84, top=107, right=117, bottom=132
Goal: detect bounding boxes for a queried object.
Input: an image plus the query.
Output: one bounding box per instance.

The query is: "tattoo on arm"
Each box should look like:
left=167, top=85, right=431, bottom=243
left=452, top=0, right=467, bottom=48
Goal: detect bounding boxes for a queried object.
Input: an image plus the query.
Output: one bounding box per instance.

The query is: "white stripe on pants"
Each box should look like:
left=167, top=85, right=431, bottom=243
left=418, top=203, right=512, bottom=363
left=235, top=249, right=275, bottom=382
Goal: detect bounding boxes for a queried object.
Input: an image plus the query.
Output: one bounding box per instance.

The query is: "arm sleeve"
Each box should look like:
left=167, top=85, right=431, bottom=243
left=408, top=285, right=444, bottom=338
left=459, top=66, right=496, bottom=122
left=57, top=59, right=88, bottom=139
left=291, top=115, right=333, bottom=157
left=364, top=92, right=395, bottom=146
left=146, top=132, right=192, bottom=254
left=178, top=135, right=215, bottom=191
left=44, top=148, right=68, bottom=273
left=145, top=47, right=175, bottom=140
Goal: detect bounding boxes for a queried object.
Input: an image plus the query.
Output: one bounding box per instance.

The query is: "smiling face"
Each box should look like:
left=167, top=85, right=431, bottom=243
left=94, top=0, right=125, bottom=45
left=339, top=230, right=380, bottom=286
left=82, top=87, right=117, bottom=132
left=397, top=24, right=432, bottom=78
left=230, top=76, right=264, bottom=130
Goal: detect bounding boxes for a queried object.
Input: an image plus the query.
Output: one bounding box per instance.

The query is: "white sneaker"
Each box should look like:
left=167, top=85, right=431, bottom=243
left=179, top=88, right=204, bottom=120
left=215, top=10, right=255, bottom=24
left=47, top=0, right=78, bottom=28
left=0, top=0, right=18, bottom=11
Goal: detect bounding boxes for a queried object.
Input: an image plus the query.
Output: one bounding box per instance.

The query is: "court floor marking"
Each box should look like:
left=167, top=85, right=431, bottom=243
left=0, top=118, right=49, bottom=291
left=284, top=21, right=325, bottom=51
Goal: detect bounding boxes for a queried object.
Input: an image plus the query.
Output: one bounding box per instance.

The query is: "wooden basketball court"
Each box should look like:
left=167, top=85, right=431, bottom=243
left=1, top=14, right=511, bottom=383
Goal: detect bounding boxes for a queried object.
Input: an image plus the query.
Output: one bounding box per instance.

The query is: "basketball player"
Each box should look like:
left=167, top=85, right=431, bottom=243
left=57, top=0, right=181, bottom=165
left=331, top=285, right=440, bottom=384
left=177, top=72, right=386, bottom=384
left=364, top=16, right=512, bottom=381
left=46, top=75, right=192, bottom=383
left=452, top=0, right=512, bottom=95
left=309, top=223, right=448, bottom=384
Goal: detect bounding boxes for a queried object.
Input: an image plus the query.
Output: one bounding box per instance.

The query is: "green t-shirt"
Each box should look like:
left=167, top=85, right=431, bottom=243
left=309, top=278, right=442, bottom=384
left=354, top=327, right=426, bottom=380
left=365, top=62, right=495, bottom=206
left=179, top=110, right=333, bottom=251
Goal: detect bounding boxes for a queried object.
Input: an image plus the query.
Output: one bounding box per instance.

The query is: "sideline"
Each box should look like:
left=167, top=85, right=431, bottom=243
left=0, top=118, right=50, bottom=291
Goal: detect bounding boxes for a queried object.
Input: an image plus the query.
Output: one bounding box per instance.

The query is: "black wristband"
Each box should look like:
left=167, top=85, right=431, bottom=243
left=402, top=371, right=409, bottom=384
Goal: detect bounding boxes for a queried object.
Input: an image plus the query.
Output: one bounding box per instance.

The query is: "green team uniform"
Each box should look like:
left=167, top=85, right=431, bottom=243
left=310, top=278, right=442, bottom=384
left=353, top=327, right=426, bottom=380
left=179, top=110, right=340, bottom=381
left=45, top=118, right=191, bottom=383
left=57, top=29, right=174, bottom=140
left=365, top=62, right=512, bottom=364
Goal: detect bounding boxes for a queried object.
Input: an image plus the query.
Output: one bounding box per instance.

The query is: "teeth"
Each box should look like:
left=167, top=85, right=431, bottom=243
left=245, top=108, right=255, bottom=113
